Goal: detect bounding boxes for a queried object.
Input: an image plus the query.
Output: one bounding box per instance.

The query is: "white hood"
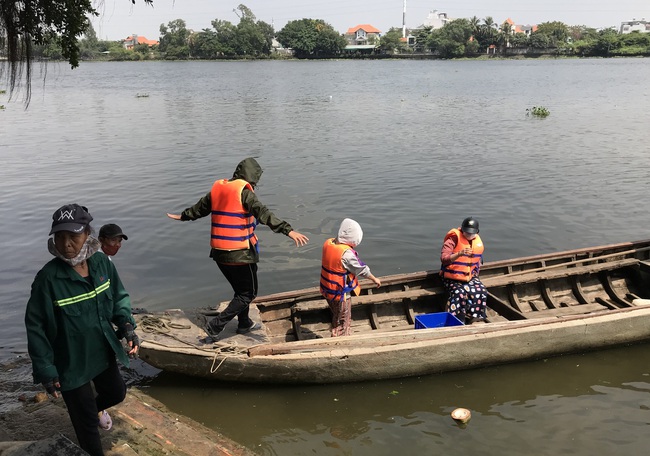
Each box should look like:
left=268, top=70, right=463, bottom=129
left=337, top=218, right=363, bottom=247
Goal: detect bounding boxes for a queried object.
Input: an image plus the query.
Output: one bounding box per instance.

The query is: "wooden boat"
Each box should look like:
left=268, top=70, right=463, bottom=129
left=137, top=239, right=650, bottom=384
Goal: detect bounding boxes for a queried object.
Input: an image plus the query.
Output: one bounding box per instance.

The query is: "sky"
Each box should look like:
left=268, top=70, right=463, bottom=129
left=91, top=0, right=650, bottom=41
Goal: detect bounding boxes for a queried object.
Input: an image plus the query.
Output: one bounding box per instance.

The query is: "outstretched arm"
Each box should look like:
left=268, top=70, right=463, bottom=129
left=288, top=230, right=309, bottom=246
left=168, top=192, right=212, bottom=221
left=242, top=190, right=309, bottom=245
left=341, top=250, right=378, bottom=286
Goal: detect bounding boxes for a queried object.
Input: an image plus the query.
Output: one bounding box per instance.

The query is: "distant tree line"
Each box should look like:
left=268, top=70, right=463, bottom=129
left=30, top=4, right=347, bottom=61
left=27, top=22, right=154, bottom=63
left=159, top=5, right=275, bottom=59
left=157, top=5, right=346, bottom=59
left=379, top=17, right=650, bottom=58
left=7, top=3, right=650, bottom=68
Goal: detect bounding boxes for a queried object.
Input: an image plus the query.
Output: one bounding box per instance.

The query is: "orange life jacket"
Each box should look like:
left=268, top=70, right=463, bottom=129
left=210, top=179, right=258, bottom=251
left=320, top=238, right=360, bottom=302
left=440, top=228, right=484, bottom=282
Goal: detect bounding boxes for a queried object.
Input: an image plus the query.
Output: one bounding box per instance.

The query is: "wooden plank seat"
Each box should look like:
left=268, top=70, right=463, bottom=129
left=291, top=286, right=447, bottom=313
left=523, top=302, right=608, bottom=319
left=482, top=258, right=639, bottom=288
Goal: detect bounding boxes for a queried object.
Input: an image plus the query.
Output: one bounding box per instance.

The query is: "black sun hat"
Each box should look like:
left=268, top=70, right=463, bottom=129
left=99, top=223, right=128, bottom=240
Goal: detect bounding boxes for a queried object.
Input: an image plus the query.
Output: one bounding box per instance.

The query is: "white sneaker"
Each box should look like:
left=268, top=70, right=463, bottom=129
left=98, top=410, right=112, bottom=430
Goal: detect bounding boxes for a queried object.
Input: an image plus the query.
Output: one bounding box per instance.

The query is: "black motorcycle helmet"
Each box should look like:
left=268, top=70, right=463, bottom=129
left=460, top=217, right=479, bottom=235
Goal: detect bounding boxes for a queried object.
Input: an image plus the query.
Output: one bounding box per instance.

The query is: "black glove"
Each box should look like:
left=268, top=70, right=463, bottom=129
left=42, top=377, right=60, bottom=396
left=123, top=322, right=140, bottom=358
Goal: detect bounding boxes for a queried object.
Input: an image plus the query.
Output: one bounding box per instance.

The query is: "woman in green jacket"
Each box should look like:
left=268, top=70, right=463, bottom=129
left=25, top=204, right=139, bottom=456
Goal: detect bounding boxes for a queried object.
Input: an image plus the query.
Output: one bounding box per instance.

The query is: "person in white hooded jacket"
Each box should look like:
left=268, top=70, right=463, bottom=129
left=320, top=218, right=381, bottom=337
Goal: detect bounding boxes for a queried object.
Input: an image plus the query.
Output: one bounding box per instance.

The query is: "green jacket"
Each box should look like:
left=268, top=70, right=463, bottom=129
left=25, top=252, right=135, bottom=391
left=180, top=157, right=294, bottom=264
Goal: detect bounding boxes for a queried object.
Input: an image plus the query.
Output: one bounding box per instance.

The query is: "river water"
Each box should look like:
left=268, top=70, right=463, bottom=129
left=1, top=59, right=650, bottom=455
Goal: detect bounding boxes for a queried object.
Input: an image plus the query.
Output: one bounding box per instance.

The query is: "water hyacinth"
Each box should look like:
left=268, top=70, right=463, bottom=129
left=526, top=106, right=550, bottom=117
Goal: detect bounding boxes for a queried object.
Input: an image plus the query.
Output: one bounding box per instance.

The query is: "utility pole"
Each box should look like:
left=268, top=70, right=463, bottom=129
left=402, top=0, right=407, bottom=38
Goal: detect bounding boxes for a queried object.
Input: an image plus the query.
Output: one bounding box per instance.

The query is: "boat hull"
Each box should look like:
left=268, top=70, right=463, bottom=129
left=140, top=306, right=650, bottom=384
left=138, top=239, right=650, bottom=384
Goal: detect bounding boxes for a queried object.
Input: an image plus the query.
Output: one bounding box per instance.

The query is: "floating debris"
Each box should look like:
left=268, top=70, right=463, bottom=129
left=526, top=106, right=550, bottom=118
left=451, top=407, right=471, bottom=424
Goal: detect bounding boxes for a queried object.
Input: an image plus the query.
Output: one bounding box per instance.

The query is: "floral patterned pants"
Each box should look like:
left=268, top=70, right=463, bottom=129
left=443, top=277, right=488, bottom=322
left=327, top=296, right=352, bottom=337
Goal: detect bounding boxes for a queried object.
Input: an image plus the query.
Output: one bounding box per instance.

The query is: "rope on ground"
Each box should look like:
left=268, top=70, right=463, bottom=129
left=141, top=337, right=247, bottom=354
left=139, top=315, right=191, bottom=334
left=137, top=315, right=250, bottom=359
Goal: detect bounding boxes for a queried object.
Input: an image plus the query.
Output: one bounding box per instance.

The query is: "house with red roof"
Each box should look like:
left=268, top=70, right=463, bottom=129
left=345, top=24, right=381, bottom=45
left=504, top=18, right=538, bottom=36
left=123, top=34, right=159, bottom=50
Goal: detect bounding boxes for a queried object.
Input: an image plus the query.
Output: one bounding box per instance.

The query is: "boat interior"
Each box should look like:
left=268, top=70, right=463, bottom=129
left=249, top=241, right=650, bottom=344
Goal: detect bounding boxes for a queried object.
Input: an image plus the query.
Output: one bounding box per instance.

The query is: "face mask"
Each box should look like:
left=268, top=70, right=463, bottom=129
left=48, top=236, right=100, bottom=266
left=102, top=244, right=120, bottom=256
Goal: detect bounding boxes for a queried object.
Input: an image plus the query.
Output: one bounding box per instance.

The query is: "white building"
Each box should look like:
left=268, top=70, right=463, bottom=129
left=421, top=10, right=450, bottom=29
left=404, top=10, right=451, bottom=46
left=620, top=19, right=649, bottom=34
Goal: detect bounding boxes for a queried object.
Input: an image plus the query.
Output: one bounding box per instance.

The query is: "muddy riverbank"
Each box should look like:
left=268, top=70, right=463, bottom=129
left=0, top=357, right=255, bottom=456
